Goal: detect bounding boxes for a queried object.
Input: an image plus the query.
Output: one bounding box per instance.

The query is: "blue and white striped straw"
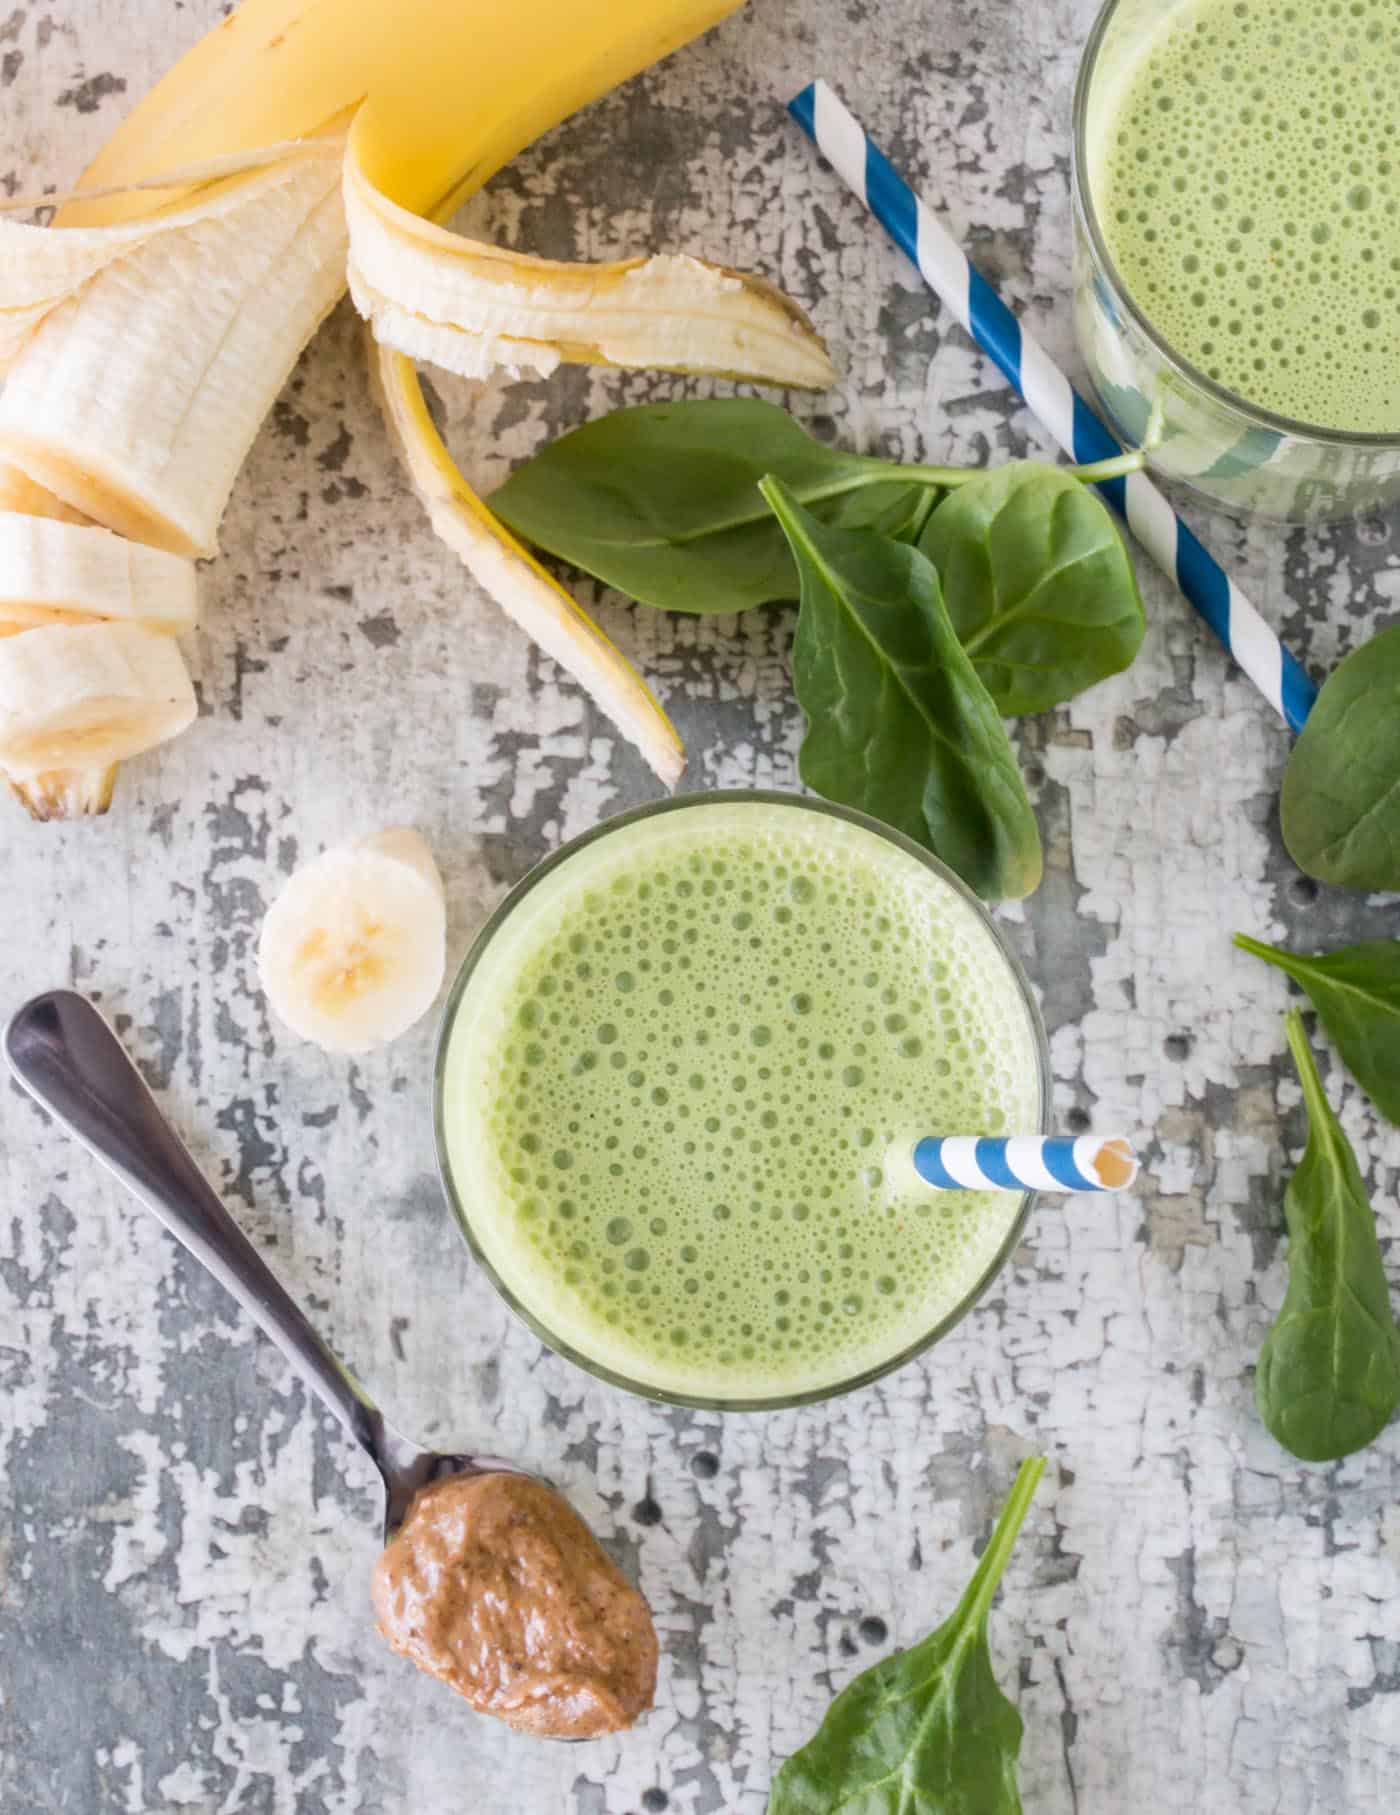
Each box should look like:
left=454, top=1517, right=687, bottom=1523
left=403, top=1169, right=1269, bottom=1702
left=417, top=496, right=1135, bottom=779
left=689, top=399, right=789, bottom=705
left=788, top=79, right=1317, bottom=736
left=913, top=1135, right=1139, bottom=1194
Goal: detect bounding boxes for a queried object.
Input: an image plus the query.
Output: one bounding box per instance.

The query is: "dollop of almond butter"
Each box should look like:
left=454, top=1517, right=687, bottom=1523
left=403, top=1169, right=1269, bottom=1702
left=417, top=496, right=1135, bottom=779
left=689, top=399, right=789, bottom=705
left=372, top=1472, right=657, bottom=1738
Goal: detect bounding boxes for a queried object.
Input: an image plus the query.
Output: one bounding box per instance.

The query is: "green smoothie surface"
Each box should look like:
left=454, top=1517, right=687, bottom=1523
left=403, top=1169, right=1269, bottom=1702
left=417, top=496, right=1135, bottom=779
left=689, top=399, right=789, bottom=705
left=440, top=800, right=1042, bottom=1401
left=1092, top=0, right=1400, bottom=432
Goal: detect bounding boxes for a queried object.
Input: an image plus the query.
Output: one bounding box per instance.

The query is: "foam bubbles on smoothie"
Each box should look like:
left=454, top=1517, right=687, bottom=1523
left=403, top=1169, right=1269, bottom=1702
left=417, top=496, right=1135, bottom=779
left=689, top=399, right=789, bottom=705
left=445, top=804, right=1039, bottom=1399
left=1096, top=0, right=1400, bottom=430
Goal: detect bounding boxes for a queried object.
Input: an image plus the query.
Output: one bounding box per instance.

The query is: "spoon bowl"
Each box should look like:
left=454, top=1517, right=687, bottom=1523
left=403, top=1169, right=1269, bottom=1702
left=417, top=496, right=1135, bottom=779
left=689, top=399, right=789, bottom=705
left=4, top=989, right=525, bottom=1545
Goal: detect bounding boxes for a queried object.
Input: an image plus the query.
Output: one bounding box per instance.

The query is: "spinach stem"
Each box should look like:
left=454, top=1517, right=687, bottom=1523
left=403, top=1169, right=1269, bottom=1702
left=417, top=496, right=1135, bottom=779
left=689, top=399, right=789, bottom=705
left=844, top=449, right=1144, bottom=493
left=1063, top=449, right=1146, bottom=484
left=953, top=1455, right=1046, bottom=1633
left=1282, top=1007, right=1338, bottom=1167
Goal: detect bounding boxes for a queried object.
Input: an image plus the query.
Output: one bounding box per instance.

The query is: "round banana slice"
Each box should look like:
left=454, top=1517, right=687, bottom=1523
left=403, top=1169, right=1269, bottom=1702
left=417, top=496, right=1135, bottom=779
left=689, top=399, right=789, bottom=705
left=258, top=827, right=447, bottom=1055
left=0, top=620, right=196, bottom=772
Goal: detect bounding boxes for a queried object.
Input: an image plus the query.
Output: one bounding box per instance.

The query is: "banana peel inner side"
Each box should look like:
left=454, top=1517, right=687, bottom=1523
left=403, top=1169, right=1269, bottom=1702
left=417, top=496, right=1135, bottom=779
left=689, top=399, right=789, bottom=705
left=372, top=348, right=686, bottom=789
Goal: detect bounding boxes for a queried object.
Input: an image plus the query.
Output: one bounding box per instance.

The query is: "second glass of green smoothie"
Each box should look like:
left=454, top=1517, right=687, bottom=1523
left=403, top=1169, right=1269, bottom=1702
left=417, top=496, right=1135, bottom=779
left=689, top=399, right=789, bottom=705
left=435, top=793, right=1050, bottom=1411
left=1074, top=0, right=1400, bottom=520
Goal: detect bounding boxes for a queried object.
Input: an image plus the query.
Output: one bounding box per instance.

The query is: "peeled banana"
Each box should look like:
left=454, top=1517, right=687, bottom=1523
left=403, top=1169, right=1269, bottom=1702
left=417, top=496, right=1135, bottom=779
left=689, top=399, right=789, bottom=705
left=0, top=0, right=835, bottom=818
left=0, top=149, right=347, bottom=556
left=258, top=827, right=448, bottom=1053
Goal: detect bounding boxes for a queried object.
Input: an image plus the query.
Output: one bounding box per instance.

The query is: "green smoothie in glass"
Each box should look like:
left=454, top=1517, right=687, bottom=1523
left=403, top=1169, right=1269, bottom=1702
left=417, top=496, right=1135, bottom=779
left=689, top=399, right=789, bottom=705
left=1091, top=0, right=1400, bottom=434
left=1075, top=0, right=1400, bottom=517
left=436, top=796, right=1046, bottom=1407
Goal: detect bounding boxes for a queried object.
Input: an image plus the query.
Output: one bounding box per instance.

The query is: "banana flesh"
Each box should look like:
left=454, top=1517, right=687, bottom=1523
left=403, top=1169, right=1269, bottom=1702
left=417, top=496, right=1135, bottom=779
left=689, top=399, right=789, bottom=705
left=0, top=621, right=196, bottom=820
left=258, top=826, right=448, bottom=1053
left=0, top=150, right=347, bottom=556
left=0, top=513, right=197, bottom=637
left=0, top=464, right=90, bottom=526
left=0, top=144, right=340, bottom=370
left=0, top=0, right=835, bottom=814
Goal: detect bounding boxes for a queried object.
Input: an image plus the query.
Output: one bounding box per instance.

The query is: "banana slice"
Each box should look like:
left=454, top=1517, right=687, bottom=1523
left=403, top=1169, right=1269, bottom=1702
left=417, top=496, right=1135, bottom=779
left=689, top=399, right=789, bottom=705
left=0, top=512, right=197, bottom=636
left=0, top=620, right=197, bottom=818
left=258, top=826, right=448, bottom=1053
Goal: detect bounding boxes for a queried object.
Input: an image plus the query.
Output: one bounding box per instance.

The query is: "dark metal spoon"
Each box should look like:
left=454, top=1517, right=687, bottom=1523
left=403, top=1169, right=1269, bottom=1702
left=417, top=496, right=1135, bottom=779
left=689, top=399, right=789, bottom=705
left=4, top=989, right=522, bottom=1542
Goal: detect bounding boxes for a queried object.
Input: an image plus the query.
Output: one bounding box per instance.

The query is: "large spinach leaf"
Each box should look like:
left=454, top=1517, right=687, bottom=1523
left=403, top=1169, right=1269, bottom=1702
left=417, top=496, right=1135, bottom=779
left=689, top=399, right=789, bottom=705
left=1235, top=934, right=1400, bottom=1125
left=918, top=462, right=1145, bottom=715
left=768, top=1456, right=1045, bottom=1815
left=1280, top=625, right=1400, bottom=892
left=489, top=399, right=948, bottom=613
left=761, top=478, right=1042, bottom=901
left=1255, top=1010, right=1400, bottom=1463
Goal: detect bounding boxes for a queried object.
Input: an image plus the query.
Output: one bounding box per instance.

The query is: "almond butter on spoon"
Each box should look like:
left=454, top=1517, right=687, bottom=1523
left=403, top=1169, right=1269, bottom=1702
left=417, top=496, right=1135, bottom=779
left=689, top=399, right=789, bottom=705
left=373, top=1472, right=658, bottom=1737
left=3, top=988, right=657, bottom=1741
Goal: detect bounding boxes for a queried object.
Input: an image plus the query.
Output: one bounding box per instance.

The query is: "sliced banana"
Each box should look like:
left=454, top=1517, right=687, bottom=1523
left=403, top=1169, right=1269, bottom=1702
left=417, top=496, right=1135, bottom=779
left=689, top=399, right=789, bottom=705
left=0, top=151, right=347, bottom=556
left=0, top=620, right=197, bottom=818
left=0, top=512, right=197, bottom=636
left=258, top=826, right=448, bottom=1054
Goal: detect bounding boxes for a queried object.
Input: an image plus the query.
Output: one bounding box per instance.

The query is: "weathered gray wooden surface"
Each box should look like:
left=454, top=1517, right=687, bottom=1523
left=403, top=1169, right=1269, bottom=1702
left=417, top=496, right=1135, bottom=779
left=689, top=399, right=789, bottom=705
left=3, top=2, right=1399, bottom=1810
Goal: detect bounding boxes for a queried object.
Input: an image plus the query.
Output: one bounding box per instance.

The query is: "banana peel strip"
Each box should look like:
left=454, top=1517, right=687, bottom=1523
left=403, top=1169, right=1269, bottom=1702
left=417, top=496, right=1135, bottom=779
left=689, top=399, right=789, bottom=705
left=0, top=139, right=340, bottom=216
left=373, top=348, right=685, bottom=788
left=343, top=160, right=835, bottom=389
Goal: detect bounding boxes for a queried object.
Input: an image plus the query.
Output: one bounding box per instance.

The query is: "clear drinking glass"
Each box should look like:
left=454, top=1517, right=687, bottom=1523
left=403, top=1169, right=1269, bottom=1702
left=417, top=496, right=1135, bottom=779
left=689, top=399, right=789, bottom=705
left=1072, top=0, right=1400, bottom=522
left=434, top=791, right=1052, bottom=1411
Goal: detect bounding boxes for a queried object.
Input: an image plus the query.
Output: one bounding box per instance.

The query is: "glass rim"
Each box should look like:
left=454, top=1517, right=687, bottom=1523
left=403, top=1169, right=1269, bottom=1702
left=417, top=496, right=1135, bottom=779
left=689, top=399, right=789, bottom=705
left=1072, top=0, right=1400, bottom=453
left=432, top=789, right=1052, bottom=1413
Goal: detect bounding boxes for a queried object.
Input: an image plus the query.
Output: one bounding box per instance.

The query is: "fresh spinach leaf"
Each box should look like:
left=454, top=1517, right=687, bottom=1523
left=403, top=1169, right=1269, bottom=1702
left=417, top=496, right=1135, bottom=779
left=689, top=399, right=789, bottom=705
left=1280, top=624, right=1400, bottom=892
left=489, top=399, right=948, bottom=613
left=1235, top=934, right=1400, bottom=1125
left=760, top=478, right=1042, bottom=901
left=917, top=462, right=1145, bottom=715
left=767, top=1456, right=1045, bottom=1815
left=1255, top=1010, right=1400, bottom=1463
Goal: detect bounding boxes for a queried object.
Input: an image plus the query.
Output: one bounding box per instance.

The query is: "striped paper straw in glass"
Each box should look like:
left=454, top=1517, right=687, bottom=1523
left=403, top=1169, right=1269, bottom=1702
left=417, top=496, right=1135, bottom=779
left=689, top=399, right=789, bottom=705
left=912, top=1135, right=1139, bottom=1194
left=788, top=79, right=1317, bottom=735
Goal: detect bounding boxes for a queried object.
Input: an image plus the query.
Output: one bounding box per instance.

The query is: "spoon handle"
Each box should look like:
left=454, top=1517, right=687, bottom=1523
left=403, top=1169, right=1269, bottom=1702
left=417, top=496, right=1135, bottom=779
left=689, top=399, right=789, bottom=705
left=5, top=989, right=386, bottom=1471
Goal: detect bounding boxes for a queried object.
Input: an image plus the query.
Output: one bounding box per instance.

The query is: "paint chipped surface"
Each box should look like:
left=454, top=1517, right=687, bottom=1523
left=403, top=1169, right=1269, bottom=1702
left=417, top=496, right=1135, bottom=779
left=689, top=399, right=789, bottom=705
left=3, top=1, right=1400, bottom=1810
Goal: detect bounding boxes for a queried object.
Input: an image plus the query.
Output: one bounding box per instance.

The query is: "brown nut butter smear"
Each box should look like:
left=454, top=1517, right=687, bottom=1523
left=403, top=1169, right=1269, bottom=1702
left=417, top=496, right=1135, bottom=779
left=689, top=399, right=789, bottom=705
left=372, top=1471, right=658, bottom=1737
